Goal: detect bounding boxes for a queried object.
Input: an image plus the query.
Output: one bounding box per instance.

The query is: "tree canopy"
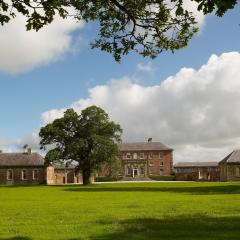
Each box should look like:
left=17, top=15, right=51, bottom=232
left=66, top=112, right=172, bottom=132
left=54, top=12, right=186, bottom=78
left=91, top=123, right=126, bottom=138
left=39, top=106, right=122, bottom=184
left=0, top=0, right=237, bottom=61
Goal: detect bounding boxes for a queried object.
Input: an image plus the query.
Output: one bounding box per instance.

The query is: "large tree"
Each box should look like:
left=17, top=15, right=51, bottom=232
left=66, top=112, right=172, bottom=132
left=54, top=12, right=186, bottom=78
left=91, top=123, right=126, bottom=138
left=0, top=0, right=237, bottom=61
left=39, top=106, right=122, bottom=184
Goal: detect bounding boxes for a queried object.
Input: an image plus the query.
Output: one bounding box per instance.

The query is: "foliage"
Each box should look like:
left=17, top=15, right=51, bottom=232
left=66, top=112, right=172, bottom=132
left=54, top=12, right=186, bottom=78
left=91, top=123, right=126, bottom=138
left=1, top=182, right=240, bottom=239
left=149, top=175, right=176, bottom=181
left=0, top=0, right=237, bottom=61
left=95, top=175, right=122, bottom=182
left=39, top=106, right=122, bottom=184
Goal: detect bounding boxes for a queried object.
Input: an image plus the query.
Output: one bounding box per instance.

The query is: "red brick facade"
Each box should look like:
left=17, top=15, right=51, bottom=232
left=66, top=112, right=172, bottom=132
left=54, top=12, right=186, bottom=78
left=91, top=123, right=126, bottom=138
left=120, top=150, right=173, bottom=177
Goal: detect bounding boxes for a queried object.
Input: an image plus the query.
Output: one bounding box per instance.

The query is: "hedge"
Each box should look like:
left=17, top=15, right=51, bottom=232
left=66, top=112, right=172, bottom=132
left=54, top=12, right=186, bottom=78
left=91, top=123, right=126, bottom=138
left=149, top=175, right=176, bottom=181
left=95, top=176, right=123, bottom=182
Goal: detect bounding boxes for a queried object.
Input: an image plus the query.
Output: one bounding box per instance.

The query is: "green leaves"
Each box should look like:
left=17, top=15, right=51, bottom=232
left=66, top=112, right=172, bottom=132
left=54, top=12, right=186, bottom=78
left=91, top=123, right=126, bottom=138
left=39, top=106, right=122, bottom=184
left=0, top=0, right=237, bottom=60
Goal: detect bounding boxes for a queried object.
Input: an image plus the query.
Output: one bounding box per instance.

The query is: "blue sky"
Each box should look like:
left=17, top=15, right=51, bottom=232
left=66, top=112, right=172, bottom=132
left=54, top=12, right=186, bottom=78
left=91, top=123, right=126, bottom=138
left=0, top=3, right=240, bottom=161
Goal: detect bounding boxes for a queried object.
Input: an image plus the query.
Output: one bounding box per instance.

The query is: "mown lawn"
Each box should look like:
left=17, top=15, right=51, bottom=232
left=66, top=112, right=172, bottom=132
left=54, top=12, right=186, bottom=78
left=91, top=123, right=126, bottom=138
left=1, top=182, right=240, bottom=240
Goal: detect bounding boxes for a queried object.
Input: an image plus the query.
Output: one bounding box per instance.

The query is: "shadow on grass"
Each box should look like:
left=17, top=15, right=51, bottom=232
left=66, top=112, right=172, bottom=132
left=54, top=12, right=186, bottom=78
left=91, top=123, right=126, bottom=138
left=0, top=237, right=31, bottom=240
left=63, top=184, right=240, bottom=195
left=87, top=215, right=240, bottom=240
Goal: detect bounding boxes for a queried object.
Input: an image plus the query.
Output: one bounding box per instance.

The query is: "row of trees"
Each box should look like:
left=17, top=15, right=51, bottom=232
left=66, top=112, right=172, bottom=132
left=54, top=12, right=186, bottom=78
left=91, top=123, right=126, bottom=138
left=39, top=106, right=122, bottom=184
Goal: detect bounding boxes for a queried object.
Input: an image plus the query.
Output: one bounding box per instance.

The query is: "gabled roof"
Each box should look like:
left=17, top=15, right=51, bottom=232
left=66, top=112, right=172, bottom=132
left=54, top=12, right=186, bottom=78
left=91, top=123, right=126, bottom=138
left=119, top=142, right=172, bottom=151
left=0, top=153, right=45, bottom=166
left=219, top=150, right=240, bottom=164
left=174, top=161, right=219, bottom=168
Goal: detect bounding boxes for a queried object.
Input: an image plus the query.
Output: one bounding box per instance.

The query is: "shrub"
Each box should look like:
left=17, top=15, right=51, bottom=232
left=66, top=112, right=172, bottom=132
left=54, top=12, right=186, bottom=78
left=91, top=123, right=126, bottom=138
left=149, top=175, right=176, bottom=181
left=95, top=176, right=122, bottom=182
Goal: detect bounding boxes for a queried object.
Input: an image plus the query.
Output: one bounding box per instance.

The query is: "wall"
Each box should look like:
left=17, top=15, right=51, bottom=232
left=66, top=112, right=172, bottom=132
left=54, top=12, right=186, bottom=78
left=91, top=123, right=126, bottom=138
left=0, top=167, right=45, bottom=185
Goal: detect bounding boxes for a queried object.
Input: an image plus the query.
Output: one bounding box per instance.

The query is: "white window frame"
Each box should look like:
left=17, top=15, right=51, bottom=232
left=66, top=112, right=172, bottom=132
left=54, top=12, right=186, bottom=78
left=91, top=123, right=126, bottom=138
left=126, top=153, right=132, bottom=159
left=236, top=167, right=240, bottom=177
left=159, top=152, right=164, bottom=160
left=149, top=152, right=153, bottom=159
left=33, top=169, right=39, bottom=180
left=22, top=169, right=27, bottom=180
left=139, top=153, right=144, bottom=159
left=7, top=169, right=13, bottom=180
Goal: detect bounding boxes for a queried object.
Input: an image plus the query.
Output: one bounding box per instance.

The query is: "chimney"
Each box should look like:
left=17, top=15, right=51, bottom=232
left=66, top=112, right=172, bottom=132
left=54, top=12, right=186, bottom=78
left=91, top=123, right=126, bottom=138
left=148, top=138, right=152, bottom=142
left=27, top=147, right=32, bottom=155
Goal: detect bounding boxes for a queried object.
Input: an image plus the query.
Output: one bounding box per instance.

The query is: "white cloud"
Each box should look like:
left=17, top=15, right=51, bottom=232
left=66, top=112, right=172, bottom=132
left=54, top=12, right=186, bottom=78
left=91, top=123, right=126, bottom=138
left=182, top=0, right=206, bottom=28
left=137, top=62, right=155, bottom=74
left=0, top=14, right=84, bottom=74
left=41, top=52, right=240, bottom=163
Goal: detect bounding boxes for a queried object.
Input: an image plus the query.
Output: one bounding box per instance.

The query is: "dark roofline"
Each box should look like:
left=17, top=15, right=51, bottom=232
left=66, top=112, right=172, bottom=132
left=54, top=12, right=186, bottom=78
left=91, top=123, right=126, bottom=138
left=119, top=141, right=173, bottom=151
left=174, top=161, right=219, bottom=168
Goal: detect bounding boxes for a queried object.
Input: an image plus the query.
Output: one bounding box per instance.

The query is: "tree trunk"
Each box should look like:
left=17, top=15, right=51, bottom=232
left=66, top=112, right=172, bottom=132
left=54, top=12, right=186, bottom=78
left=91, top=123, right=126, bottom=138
left=82, top=168, right=91, bottom=185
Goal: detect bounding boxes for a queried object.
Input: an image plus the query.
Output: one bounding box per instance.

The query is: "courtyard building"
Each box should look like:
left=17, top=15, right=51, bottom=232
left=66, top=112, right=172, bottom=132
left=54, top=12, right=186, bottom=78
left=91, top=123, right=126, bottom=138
left=219, top=150, right=240, bottom=182
left=0, top=149, right=46, bottom=185
left=119, top=139, right=173, bottom=179
left=174, top=162, right=220, bottom=181
left=47, top=163, right=83, bottom=185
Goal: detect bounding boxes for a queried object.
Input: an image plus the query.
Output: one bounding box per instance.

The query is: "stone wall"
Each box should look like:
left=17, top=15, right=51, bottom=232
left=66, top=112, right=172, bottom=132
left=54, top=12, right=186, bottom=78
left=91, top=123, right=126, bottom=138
left=0, top=167, right=45, bottom=185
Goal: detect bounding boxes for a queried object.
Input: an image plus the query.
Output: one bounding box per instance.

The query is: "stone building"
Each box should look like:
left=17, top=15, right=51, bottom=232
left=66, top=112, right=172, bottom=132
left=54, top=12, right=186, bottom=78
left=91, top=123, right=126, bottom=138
left=174, top=162, right=220, bottom=181
left=119, top=139, right=173, bottom=179
left=219, top=150, right=240, bottom=181
left=46, top=163, right=82, bottom=184
left=0, top=150, right=46, bottom=185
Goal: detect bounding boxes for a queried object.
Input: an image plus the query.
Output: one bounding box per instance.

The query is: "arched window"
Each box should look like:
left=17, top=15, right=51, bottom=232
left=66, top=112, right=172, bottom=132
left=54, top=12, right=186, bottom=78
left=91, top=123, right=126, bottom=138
left=7, top=169, right=13, bottom=180
left=22, top=169, right=27, bottom=180
left=33, top=169, right=39, bottom=180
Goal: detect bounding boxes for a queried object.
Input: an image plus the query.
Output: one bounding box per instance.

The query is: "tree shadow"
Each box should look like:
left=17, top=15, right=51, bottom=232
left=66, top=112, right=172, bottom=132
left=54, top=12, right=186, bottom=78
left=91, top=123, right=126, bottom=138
left=88, top=215, right=240, bottom=240
left=63, top=184, right=240, bottom=195
left=0, top=237, right=31, bottom=240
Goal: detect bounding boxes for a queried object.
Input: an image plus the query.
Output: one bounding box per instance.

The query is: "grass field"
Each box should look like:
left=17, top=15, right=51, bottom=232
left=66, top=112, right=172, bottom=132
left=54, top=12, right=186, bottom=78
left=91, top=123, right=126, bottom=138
left=1, top=182, right=240, bottom=240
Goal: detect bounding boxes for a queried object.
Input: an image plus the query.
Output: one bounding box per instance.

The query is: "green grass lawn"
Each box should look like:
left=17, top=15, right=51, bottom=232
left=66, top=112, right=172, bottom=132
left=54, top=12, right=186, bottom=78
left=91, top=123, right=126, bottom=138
left=1, top=182, right=240, bottom=240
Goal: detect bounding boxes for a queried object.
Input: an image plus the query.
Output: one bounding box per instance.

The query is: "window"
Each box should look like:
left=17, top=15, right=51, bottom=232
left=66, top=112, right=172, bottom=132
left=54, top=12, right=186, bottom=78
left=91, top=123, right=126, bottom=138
left=159, top=152, right=164, bottom=160
left=159, top=169, right=163, bottom=176
left=33, top=169, right=39, bottom=180
left=7, top=169, right=13, bottom=180
left=236, top=167, right=240, bottom=177
left=140, top=167, right=144, bottom=175
left=22, top=169, right=27, bottom=180
left=149, top=166, right=154, bottom=175
left=149, top=160, right=154, bottom=166
left=126, top=153, right=132, bottom=159
left=133, top=153, right=138, bottom=159
left=139, top=153, right=144, bottom=159
left=159, top=160, right=164, bottom=166
left=127, top=167, right=132, bottom=175
left=149, top=152, right=153, bottom=159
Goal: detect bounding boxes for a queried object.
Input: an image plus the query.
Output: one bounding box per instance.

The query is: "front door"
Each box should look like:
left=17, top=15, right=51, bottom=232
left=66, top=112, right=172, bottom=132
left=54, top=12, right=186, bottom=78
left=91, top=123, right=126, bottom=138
left=133, top=169, right=138, bottom=178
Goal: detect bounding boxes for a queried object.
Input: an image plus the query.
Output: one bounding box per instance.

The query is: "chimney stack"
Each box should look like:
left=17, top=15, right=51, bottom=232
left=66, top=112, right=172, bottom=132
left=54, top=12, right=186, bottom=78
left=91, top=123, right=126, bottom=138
left=148, top=138, right=152, bottom=142
left=27, top=147, right=32, bottom=155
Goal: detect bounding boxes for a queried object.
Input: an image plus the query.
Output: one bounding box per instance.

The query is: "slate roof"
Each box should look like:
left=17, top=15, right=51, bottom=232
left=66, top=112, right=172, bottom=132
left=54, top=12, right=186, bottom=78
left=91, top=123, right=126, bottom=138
left=119, top=142, right=172, bottom=151
left=174, top=162, right=219, bottom=168
left=0, top=153, right=45, bottom=167
left=219, top=150, right=240, bottom=164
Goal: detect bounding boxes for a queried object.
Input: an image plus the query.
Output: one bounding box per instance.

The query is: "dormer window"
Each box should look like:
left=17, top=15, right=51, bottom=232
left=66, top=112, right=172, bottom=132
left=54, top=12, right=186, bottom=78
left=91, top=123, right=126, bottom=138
left=7, top=169, right=13, bottom=180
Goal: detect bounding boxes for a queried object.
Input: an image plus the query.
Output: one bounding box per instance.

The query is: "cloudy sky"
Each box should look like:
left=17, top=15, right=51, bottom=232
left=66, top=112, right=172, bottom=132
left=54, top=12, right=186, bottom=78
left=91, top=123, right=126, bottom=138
left=0, top=2, right=240, bottom=163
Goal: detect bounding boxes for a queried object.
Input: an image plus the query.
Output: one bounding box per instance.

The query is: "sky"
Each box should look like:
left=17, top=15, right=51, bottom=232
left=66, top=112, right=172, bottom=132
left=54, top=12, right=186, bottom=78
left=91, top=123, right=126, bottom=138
left=0, top=2, right=240, bottom=163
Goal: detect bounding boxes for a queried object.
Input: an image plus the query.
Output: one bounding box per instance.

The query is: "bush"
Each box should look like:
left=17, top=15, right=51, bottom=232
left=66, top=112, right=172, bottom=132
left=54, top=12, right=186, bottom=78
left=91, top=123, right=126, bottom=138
left=95, top=176, right=122, bottom=182
left=149, top=175, right=176, bottom=181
